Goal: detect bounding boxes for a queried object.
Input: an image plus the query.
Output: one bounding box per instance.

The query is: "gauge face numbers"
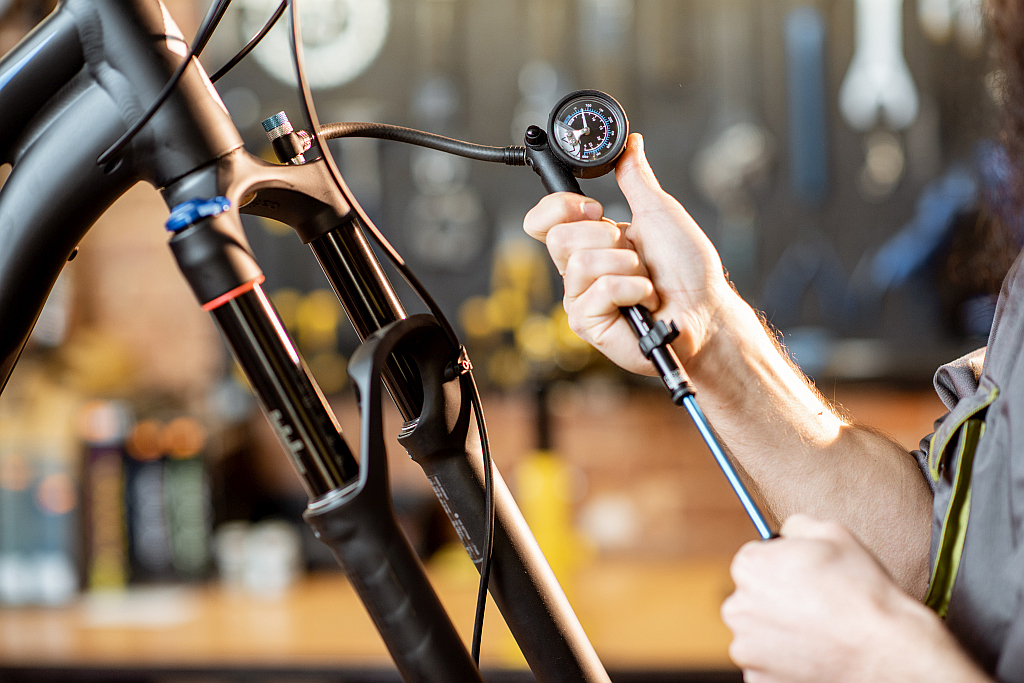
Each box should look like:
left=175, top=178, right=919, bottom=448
left=547, top=91, right=629, bottom=179
left=552, top=100, right=620, bottom=164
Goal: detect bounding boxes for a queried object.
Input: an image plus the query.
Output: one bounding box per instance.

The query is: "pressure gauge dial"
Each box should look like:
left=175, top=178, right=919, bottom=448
left=547, top=90, right=629, bottom=179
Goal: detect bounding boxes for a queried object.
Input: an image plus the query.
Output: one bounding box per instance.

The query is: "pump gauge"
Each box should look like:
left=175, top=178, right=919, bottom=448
left=547, top=90, right=629, bottom=179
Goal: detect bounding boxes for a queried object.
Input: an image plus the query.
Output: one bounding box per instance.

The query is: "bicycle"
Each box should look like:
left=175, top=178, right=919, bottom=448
left=0, top=2, right=771, bottom=681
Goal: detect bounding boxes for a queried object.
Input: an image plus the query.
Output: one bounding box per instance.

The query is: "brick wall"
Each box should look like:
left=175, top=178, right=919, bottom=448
left=328, top=382, right=946, bottom=560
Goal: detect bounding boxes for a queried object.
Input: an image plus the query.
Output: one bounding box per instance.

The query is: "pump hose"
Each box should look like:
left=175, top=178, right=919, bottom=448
left=319, top=121, right=527, bottom=166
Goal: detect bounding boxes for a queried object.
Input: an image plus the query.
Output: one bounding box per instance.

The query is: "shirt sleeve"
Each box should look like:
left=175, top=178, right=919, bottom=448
left=910, top=415, right=946, bottom=495
left=913, top=347, right=987, bottom=493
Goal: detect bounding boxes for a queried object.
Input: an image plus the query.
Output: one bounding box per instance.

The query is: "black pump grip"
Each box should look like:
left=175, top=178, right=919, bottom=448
left=524, top=126, right=583, bottom=194
left=638, top=319, right=680, bottom=359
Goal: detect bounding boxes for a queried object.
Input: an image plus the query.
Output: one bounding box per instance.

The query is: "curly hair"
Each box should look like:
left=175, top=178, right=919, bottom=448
left=988, top=0, right=1024, bottom=204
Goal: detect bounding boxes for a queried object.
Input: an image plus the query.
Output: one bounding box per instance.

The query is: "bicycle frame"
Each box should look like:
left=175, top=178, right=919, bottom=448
left=0, top=1, right=611, bottom=682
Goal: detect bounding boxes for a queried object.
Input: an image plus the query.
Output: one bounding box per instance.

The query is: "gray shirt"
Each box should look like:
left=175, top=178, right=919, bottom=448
left=914, top=249, right=1024, bottom=680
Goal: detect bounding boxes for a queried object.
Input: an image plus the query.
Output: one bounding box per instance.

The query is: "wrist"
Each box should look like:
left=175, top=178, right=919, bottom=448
left=869, top=591, right=990, bottom=682
left=670, top=289, right=847, bottom=449
left=677, top=290, right=774, bottom=393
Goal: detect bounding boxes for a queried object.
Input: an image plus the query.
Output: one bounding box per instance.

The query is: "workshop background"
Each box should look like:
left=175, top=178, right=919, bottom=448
left=0, top=0, right=1006, bottom=679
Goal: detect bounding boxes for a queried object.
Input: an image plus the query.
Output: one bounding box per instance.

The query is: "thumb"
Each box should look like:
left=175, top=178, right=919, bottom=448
left=615, top=133, right=665, bottom=214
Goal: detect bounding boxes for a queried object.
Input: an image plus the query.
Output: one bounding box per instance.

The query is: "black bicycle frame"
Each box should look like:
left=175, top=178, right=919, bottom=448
left=0, top=2, right=610, bottom=682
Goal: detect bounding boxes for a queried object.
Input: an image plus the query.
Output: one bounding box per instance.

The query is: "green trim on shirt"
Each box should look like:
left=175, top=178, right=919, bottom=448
left=925, top=416, right=987, bottom=617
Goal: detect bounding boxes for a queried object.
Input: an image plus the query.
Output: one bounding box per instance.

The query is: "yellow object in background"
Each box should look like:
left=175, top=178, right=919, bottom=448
left=60, top=330, right=136, bottom=396
left=269, top=288, right=348, bottom=394
left=295, top=289, right=342, bottom=353
left=514, top=450, right=587, bottom=584
left=458, top=237, right=596, bottom=389
left=269, top=288, right=303, bottom=332
left=79, top=400, right=131, bottom=592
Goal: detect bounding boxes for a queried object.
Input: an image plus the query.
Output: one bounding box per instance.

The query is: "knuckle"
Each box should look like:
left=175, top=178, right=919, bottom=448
left=566, top=312, right=588, bottom=339
left=592, top=275, right=616, bottom=299
left=561, top=299, right=585, bottom=331
left=522, top=207, right=540, bottom=234
left=720, top=594, right=741, bottom=623
left=574, top=249, right=595, bottom=271
left=522, top=211, right=541, bottom=230
left=822, top=520, right=849, bottom=539
left=563, top=252, right=585, bottom=281
left=546, top=226, right=569, bottom=253
left=523, top=197, right=567, bottom=237
left=730, top=541, right=766, bottom=582
left=727, top=638, right=750, bottom=668
left=626, top=250, right=644, bottom=274
left=732, top=540, right=761, bottom=565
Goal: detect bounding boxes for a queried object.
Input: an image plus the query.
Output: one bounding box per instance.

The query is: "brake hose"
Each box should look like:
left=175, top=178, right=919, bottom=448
left=283, top=0, right=498, bottom=664
left=210, top=0, right=287, bottom=83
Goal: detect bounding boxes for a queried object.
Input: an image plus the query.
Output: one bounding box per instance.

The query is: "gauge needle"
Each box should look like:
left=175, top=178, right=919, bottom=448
left=556, top=118, right=589, bottom=140
left=573, top=115, right=590, bottom=140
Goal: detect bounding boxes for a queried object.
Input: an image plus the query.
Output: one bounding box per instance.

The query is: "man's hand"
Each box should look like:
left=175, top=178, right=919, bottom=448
left=522, top=132, right=933, bottom=595
left=523, top=133, right=735, bottom=376
left=722, top=515, right=989, bottom=683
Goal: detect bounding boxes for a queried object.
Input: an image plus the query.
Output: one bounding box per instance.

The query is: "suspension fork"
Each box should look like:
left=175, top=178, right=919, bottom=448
left=164, top=197, right=484, bottom=682
left=290, top=209, right=612, bottom=683
left=162, top=145, right=611, bottom=681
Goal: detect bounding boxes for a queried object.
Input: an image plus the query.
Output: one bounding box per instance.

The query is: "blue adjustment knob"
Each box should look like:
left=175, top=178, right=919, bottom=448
left=262, top=111, right=294, bottom=141
left=165, top=196, right=231, bottom=232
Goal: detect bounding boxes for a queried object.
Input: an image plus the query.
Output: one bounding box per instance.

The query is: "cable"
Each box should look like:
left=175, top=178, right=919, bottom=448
left=320, top=121, right=526, bottom=166
left=97, top=0, right=232, bottom=167
left=285, top=0, right=460, bottom=349
left=285, top=0, right=495, bottom=665
left=210, top=0, right=286, bottom=83
left=467, top=368, right=495, bottom=664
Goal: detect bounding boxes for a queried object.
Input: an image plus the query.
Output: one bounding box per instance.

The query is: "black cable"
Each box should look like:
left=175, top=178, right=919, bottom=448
left=97, top=0, right=232, bottom=167
left=467, top=368, right=495, bottom=664
left=285, top=1, right=460, bottom=349
left=285, top=1, right=495, bottom=664
left=210, top=0, right=286, bottom=83
left=320, top=122, right=526, bottom=166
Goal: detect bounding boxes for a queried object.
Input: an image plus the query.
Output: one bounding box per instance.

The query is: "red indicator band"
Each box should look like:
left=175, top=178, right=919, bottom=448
left=201, top=275, right=266, bottom=311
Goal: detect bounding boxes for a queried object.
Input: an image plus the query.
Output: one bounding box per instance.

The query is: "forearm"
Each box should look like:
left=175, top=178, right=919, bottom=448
left=683, top=293, right=933, bottom=596
left=522, top=156, right=934, bottom=594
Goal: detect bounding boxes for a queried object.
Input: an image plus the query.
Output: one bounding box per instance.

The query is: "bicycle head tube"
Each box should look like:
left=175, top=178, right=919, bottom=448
left=0, top=0, right=244, bottom=393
